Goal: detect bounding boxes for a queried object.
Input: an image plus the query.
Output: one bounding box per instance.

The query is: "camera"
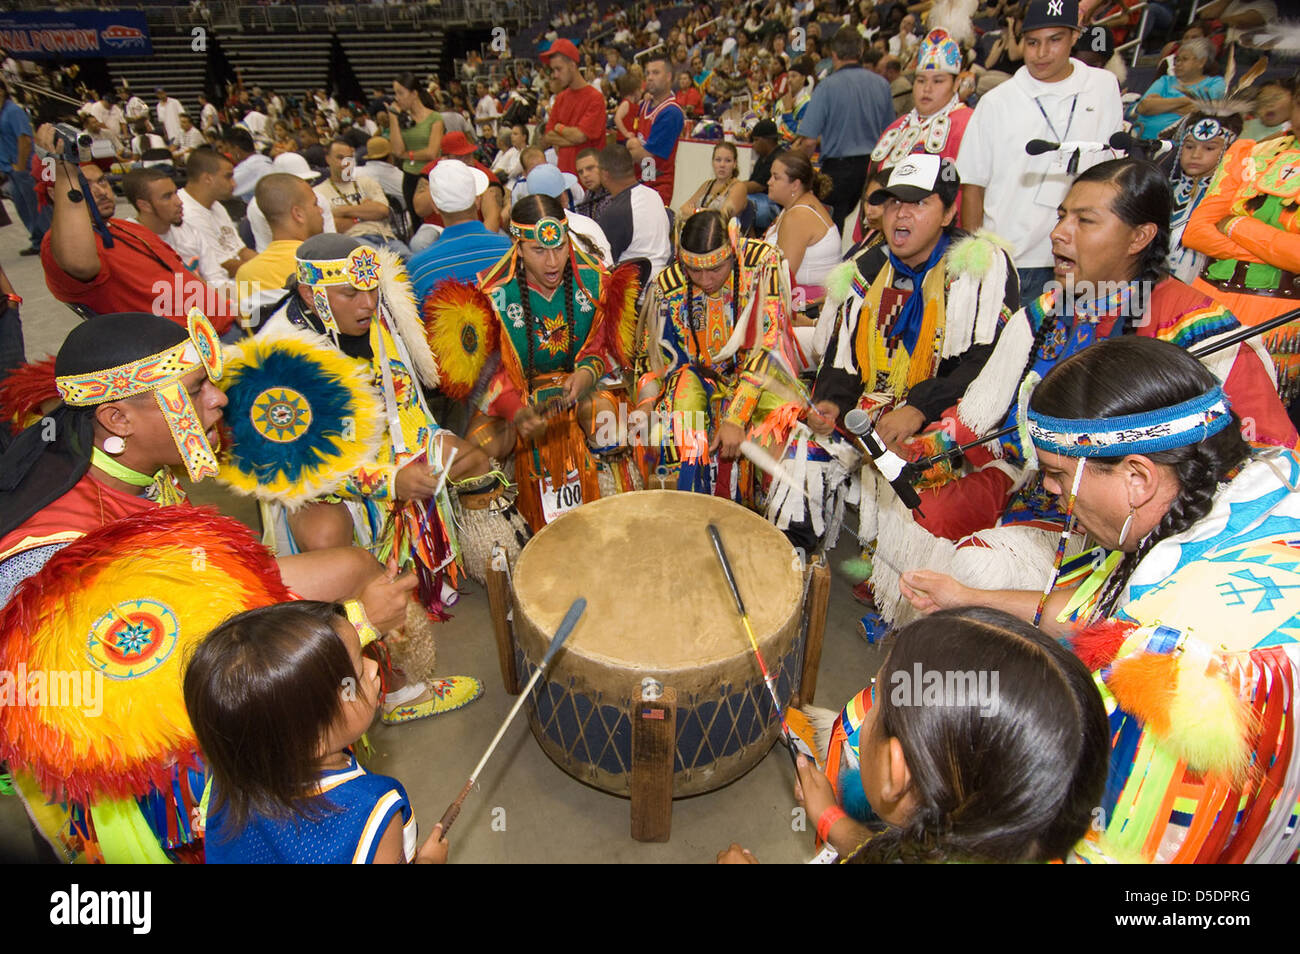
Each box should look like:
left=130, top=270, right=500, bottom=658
left=52, top=123, right=94, bottom=163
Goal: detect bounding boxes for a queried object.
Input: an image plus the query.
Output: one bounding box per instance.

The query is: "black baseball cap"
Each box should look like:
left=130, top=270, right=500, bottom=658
left=750, top=119, right=779, bottom=141
left=1023, top=0, right=1081, bottom=34
left=868, top=154, right=961, bottom=206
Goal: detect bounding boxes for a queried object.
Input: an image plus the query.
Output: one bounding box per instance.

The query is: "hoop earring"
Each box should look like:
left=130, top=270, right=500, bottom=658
left=1117, top=508, right=1136, bottom=548
left=103, top=435, right=127, bottom=455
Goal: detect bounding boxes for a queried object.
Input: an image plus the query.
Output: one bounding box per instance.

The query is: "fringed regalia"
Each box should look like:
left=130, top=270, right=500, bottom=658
left=635, top=236, right=804, bottom=507
left=864, top=278, right=1298, bottom=627
left=254, top=244, right=462, bottom=615
left=429, top=243, right=639, bottom=532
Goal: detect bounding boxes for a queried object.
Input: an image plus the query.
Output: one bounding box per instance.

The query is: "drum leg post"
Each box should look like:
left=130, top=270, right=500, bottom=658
left=631, top=683, right=676, bottom=843
left=487, top=544, right=520, bottom=694
left=800, top=558, right=831, bottom=706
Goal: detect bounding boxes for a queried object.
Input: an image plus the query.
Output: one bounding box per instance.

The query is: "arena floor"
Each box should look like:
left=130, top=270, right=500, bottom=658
left=0, top=202, right=884, bottom=864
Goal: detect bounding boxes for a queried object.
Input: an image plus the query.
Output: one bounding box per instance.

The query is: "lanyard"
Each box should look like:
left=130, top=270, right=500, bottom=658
left=1034, top=93, right=1078, bottom=146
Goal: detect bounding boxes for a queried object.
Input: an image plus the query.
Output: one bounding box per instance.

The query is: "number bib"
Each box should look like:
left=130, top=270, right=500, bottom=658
left=540, top=468, right=584, bottom=523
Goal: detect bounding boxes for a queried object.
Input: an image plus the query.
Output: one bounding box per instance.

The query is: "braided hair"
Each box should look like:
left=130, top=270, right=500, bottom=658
left=845, top=608, right=1110, bottom=864
left=511, top=193, right=577, bottom=386
left=1012, top=157, right=1175, bottom=400
left=1028, top=336, right=1251, bottom=620
left=679, top=210, right=741, bottom=361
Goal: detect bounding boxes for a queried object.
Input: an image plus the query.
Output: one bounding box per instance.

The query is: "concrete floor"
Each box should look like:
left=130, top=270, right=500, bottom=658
left=0, top=199, right=886, bottom=864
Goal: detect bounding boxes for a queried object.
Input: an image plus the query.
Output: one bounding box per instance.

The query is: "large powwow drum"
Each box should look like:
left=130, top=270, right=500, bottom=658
left=512, top=490, right=806, bottom=796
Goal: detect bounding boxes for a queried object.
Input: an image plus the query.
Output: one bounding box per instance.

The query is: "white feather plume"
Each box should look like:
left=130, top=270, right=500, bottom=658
left=929, top=0, right=978, bottom=47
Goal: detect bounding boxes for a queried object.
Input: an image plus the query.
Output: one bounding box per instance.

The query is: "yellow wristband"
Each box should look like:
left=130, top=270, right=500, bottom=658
left=344, top=598, right=382, bottom=647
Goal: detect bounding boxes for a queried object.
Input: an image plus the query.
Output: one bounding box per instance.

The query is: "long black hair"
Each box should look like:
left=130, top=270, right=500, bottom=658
left=1028, top=335, right=1251, bottom=618
left=183, top=601, right=361, bottom=835
left=394, top=71, right=437, bottom=111
left=844, top=607, right=1110, bottom=863
left=1014, top=157, right=1174, bottom=393
left=511, top=192, right=576, bottom=385
left=678, top=209, right=741, bottom=350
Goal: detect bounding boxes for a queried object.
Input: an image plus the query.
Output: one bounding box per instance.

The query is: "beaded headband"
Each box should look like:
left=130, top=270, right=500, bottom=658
left=509, top=216, right=568, bottom=248
left=1188, top=116, right=1228, bottom=142
left=1027, top=385, right=1232, bottom=458
left=55, top=309, right=224, bottom=481
left=679, top=244, right=734, bottom=270
left=56, top=308, right=223, bottom=405
left=296, top=246, right=383, bottom=290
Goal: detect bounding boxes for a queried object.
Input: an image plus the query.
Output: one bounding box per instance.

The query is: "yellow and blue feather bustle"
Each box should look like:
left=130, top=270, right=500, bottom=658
left=216, top=327, right=387, bottom=509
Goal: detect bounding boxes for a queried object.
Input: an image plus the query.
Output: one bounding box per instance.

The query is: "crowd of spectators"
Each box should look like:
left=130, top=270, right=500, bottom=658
left=1, top=0, right=1294, bottom=366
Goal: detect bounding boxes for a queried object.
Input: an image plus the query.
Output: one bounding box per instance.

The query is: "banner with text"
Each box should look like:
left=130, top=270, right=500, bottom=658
left=0, top=10, right=153, bottom=60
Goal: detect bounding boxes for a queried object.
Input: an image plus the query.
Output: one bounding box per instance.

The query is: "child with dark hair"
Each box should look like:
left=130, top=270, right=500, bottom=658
left=718, top=606, right=1110, bottom=863
left=185, top=601, right=449, bottom=864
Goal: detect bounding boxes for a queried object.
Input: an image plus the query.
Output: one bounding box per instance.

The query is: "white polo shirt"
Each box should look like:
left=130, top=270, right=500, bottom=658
left=177, top=187, right=247, bottom=269
left=956, top=59, right=1123, bottom=269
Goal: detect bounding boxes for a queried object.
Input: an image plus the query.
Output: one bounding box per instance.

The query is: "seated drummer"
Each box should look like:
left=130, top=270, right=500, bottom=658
left=635, top=209, right=805, bottom=502
left=258, top=234, right=518, bottom=569
left=806, top=155, right=1017, bottom=454
left=0, top=311, right=410, bottom=619
left=903, top=337, right=1300, bottom=863
left=429, top=194, right=639, bottom=533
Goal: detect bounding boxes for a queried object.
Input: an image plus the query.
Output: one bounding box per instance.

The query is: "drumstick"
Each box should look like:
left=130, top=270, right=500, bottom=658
left=706, top=524, right=802, bottom=775
left=436, top=597, right=587, bottom=835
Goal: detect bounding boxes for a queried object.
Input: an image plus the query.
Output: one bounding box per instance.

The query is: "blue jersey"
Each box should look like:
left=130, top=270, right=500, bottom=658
left=204, top=751, right=415, bottom=863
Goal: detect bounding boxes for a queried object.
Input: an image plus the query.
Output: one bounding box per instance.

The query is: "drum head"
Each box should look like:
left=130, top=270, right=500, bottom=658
left=514, top=490, right=803, bottom=670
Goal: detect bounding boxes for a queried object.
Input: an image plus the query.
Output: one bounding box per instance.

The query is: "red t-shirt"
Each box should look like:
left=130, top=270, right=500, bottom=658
left=546, top=84, right=608, bottom=174
left=41, top=219, right=235, bottom=333
left=677, top=87, right=704, bottom=118
left=419, top=158, right=495, bottom=227
left=0, top=470, right=161, bottom=563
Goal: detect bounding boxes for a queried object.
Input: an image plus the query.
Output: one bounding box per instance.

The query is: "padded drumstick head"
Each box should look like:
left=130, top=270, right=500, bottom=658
left=540, top=597, right=587, bottom=667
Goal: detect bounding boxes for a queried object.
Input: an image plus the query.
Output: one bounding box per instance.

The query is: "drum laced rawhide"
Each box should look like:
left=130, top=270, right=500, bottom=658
left=508, top=491, right=808, bottom=800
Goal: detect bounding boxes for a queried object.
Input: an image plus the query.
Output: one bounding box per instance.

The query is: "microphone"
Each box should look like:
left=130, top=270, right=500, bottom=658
left=1109, top=130, right=1173, bottom=161
left=1027, top=138, right=1116, bottom=156
left=843, top=408, right=923, bottom=512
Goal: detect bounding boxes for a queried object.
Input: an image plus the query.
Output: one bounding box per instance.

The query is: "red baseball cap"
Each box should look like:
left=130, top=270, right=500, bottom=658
left=440, top=131, right=475, bottom=156
left=540, top=38, right=581, bottom=64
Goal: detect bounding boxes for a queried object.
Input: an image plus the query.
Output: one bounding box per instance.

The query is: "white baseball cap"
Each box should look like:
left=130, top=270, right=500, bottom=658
left=428, top=160, right=490, bottom=213
left=272, top=151, right=324, bottom=183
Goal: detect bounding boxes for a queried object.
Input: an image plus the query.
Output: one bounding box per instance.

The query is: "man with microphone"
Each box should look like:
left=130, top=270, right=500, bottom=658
left=956, top=0, right=1122, bottom=302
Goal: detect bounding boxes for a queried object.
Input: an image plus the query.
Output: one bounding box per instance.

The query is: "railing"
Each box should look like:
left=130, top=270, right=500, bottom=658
left=6, top=1, right=545, bottom=34
left=1104, top=2, right=1150, bottom=68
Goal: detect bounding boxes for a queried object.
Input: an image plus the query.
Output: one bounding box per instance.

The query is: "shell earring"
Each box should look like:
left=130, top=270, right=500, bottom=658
left=103, top=435, right=126, bottom=455
left=1117, top=507, right=1136, bottom=548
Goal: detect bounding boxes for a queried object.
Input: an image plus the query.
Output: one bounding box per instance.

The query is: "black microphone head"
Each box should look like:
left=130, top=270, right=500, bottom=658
left=1109, top=130, right=1135, bottom=150
left=1025, top=139, right=1059, bottom=156
left=844, top=407, right=871, bottom=436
